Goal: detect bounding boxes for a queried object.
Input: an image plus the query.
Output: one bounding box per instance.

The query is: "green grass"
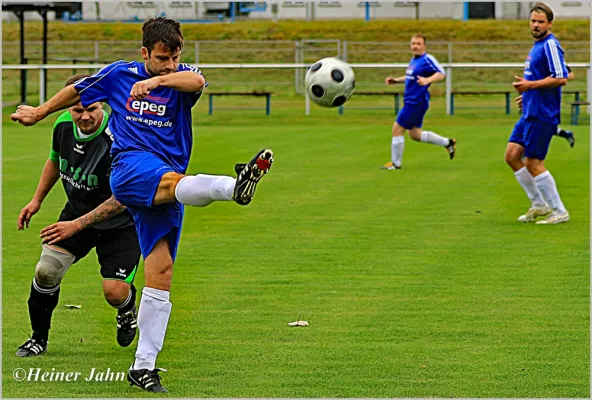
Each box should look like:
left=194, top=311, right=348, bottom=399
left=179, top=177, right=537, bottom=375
left=2, top=100, right=589, bottom=397
left=3, top=19, right=590, bottom=43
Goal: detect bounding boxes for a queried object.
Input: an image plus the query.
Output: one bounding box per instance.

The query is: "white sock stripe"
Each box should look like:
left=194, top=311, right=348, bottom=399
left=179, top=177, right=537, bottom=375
left=32, top=278, right=60, bottom=294
left=114, top=288, right=133, bottom=309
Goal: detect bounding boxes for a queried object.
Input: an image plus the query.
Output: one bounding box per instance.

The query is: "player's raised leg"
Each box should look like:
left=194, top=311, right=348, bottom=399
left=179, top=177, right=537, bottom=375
left=554, top=126, right=575, bottom=147
left=409, top=127, right=456, bottom=160
left=168, top=148, right=274, bottom=207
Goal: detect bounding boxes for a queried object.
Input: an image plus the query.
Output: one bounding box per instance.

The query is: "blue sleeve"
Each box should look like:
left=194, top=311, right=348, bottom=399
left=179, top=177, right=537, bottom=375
left=177, top=63, right=208, bottom=106
left=425, top=54, right=445, bottom=76
left=544, top=40, right=568, bottom=79
left=73, top=60, right=125, bottom=107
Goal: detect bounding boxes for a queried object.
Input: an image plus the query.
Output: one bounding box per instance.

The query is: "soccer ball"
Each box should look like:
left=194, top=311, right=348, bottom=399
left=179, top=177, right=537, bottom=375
left=305, top=57, right=355, bottom=108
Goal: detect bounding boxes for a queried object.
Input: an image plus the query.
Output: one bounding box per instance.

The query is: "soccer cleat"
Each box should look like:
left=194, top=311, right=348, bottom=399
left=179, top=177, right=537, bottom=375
left=380, top=162, right=401, bottom=170
left=446, top=138, right=456, bottom=160
left=565, top=130, right=575, bottom=148
left=536, top=211, right=570, bottom=225
left=128, top=367, right=168, bottom=393
left=116, top=305, right=137, bottom=347
left=517, top=205, right=552, bottom=222
left=233, top=149, right=273, bottom=206
left=16, top=337, right=47, bottom=357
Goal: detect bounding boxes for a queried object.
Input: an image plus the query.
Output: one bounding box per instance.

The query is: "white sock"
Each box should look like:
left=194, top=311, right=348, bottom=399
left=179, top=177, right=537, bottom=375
left=391, top=136, right=405, bottom=167
left=514, top=167, right=547, bottom=208
left=534, top=171, right=567, bottom=213
left=174, top=174, right=235, bottom=207
left=420, top=130, right=449, bottom=147
left=133, top=288, right=172, bottom=371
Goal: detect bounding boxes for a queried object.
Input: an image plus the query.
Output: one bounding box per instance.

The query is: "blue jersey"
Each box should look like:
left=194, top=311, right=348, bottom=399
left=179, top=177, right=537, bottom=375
left=522, top=33, right=568, bottom=124
left=74, top=60, right=207, bottom=174
left=403, top=53, right=445, bottom=105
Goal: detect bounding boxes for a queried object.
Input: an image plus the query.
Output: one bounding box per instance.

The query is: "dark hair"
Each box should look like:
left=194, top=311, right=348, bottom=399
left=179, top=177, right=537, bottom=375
left=412, top=34, right=427, bottom=44
left=142, top=17, right=184, bottom=54
left=530, top=2, right=554, bottom=22
left=65, top=73, right=90, bottom=87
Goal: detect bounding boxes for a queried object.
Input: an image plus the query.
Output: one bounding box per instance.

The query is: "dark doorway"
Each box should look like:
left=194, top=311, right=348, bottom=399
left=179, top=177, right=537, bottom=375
left=468, top=2, right=495, bottom=19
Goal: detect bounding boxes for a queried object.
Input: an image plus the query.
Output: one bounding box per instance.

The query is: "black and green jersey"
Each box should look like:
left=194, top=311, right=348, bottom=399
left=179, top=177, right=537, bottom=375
left=50, top=111, right=133, bottom=230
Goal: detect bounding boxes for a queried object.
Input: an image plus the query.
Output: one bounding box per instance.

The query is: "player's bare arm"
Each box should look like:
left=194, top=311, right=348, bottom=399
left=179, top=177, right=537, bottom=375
left=515, top=94, right=523, bottom=111
left=417, top=72, right=445, bottom=86
left=386, top=75, right=407, bottom=85
left=130, top=71, right=206, bottom=100
left=39, top=195, right=126, bottom=245
left=17, top=159, right=60, bottom=230
left=513, top=75, right=567, bottom=93
left=11, top=85, right=80, bottom=126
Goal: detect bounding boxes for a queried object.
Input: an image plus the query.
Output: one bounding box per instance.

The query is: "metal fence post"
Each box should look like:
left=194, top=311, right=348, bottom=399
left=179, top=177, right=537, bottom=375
left=195, top=41, right=200, bottom=64
left=446, top=66, right=452, bottom=115
left=448, top=42, right=453, bottom=63
left=94, top=41, right=100, bottom=61
left=342, top=41, right=348, bottom=61
left=295, top=40, right=300, bottom=94
left=39, top=67, right=46, bottom=104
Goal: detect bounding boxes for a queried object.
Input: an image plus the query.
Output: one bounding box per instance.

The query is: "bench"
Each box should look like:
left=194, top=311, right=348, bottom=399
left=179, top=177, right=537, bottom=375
left=451, top=91, right=512, bottom=115
left=207, top=92, right=271, bottom=116
left=337, top=92, right=402, bottom=115
left=450, top=90, right=582, bottom=116
left=570, top=101, right=590, bottom=125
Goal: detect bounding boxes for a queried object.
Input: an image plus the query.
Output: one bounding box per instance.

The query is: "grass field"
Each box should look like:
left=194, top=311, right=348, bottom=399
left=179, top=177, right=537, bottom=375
left=2, top=99, right=590, bottom=398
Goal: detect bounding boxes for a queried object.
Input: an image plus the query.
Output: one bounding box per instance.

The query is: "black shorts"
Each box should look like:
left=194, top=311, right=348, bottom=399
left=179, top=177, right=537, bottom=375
left=52, top=206, right=141, bottom=283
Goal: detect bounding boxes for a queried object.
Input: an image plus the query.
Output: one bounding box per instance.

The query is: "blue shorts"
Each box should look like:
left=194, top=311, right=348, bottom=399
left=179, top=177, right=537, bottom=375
left=110, top=151, right=184, bottom=261
left=509, top=117, right=557, bottom=160
left=396, top=103, right=429, bottom=130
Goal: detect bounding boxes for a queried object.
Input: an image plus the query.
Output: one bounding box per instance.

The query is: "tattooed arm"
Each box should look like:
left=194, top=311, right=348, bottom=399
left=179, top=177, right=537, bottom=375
left=39, top=195, right=126, bottom=245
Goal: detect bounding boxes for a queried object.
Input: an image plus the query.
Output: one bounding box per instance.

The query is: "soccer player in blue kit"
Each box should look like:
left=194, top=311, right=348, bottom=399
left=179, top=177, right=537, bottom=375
left=505, top=2, right=569, bottom=224
left=12, top=17, right=273, bottom=393
left=382, top=34, right=456, bottom=170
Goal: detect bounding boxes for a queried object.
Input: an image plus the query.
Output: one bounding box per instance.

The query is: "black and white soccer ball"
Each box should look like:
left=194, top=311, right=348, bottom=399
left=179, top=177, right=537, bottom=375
left=305, top=57, right=355, bottom=108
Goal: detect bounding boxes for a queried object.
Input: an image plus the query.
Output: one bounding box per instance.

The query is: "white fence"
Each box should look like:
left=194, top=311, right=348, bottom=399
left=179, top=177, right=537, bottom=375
left=3, top=62, right=590, bottom=116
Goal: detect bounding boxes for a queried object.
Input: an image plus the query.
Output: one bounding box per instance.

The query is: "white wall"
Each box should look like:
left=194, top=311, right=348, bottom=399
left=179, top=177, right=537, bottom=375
left=3, top=1, right=591, bottom=21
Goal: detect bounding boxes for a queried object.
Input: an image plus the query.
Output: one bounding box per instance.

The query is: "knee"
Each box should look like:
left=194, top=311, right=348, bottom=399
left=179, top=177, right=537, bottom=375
left=103, top=282, right=130, bottom=306
left=35, top=264, right=60, bottom=287
left=504, top=149, right=520, bottom=168
left=34, top=245, right=75, bottom=288
left=392, top=123, right=405, bottom=137
left=524, top=160, right=545, bottom=177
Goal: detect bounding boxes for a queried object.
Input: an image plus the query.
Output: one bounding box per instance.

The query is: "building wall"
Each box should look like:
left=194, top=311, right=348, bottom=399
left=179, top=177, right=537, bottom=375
left=2, top=1, right=590, bottom=21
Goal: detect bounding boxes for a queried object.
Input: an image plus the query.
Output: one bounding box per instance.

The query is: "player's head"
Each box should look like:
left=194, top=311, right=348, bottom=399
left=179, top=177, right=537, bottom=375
left=66, top=74, right=104, bottom=134
left=410, top=34, right=427, bottom=56
left=141, top=17, right=184, bottom=76
left=529, top=2, right=554, bottom=40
